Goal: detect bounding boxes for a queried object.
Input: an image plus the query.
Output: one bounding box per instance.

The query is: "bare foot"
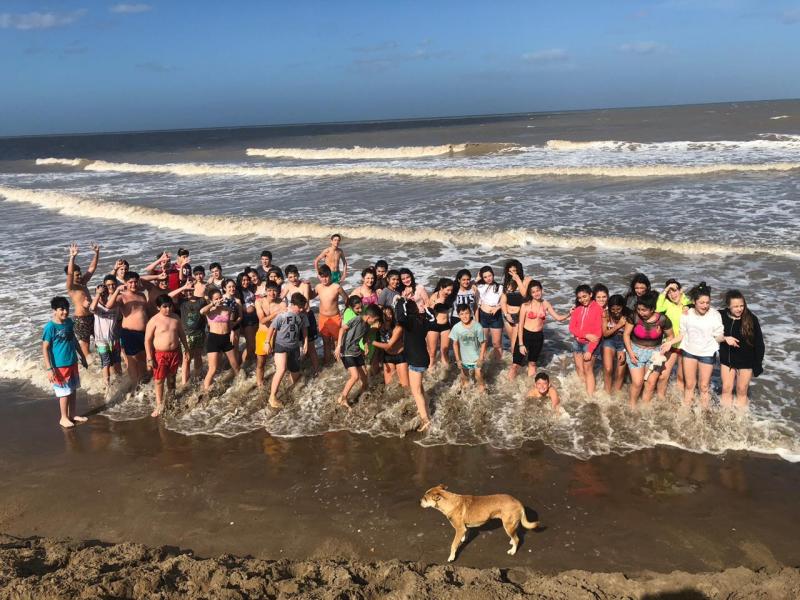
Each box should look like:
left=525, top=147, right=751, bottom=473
left=268, top=395, right=284, bottom=409
left=72, top=415, right=88, bottom=423
left=336, top=395, right=351, bottom=410
left=150, top=407, right=162, bottom=418
left=59, top=418, right=75, bottom=428
left=417, top=418, right=431, bottom=433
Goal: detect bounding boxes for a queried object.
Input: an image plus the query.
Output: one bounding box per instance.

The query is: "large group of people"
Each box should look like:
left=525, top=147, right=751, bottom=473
left=42, top=234, right=765, bottom=430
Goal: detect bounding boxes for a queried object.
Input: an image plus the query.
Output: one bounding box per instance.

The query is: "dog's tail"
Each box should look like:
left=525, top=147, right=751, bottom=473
left=520, top=507, right=539, bottom=530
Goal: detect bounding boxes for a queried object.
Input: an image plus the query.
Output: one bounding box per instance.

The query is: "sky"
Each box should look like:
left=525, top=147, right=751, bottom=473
left=2, top=0, right=800, bottom=136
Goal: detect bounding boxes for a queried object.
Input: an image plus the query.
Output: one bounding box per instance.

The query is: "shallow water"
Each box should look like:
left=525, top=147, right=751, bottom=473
left=1, top=99, right=799, bottom=461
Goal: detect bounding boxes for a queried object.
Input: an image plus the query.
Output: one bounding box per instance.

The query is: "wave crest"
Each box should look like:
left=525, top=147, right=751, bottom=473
left=1, top=185, right=797, bottom=258
left=34, top=157, right=800, bottom=179
left=246, top=144, right=467, bottom=160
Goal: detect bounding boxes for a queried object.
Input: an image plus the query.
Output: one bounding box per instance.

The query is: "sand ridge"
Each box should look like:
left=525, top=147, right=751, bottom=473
left=1, top=534, right=798, bottom=599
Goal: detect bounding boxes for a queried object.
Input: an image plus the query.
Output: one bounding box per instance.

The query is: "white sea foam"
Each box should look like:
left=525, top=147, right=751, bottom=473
left=543, top=138, right=800, bottom=152
left=35, top=157, right=90, bottom=167
left=6, top=348, right=798, bottom=462
left=35, top=157, right=800, bottom=179
left=246, top=144, right=469, bottom=160
left=2, top=185, right=797, bottom=258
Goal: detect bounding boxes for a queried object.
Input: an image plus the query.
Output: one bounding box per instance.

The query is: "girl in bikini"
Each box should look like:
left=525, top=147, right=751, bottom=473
left=425, top=278, right=454, bottom=368
left=237, top=272, right=258, bottom=364
left=601, top=294, right=629, bottom=394
left=515, top=280, right=569, bottom=378
left=222, top=279, right=243, bottom=363
left=372, top=305, right=409, bottom=388
left=200, top=289, right=241, bottom=391
left=623, top=291, right=675, bottom=408
left=351, top=267, right=379, bottom=306
left=501, top=260, right=531, bottom=379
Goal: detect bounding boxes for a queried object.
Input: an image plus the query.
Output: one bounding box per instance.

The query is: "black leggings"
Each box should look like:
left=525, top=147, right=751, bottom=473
left=512, top=330, right=544, bottom=366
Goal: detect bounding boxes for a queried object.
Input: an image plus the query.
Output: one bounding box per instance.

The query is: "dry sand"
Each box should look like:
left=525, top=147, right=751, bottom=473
left=2, top=534, right=799, bottom=600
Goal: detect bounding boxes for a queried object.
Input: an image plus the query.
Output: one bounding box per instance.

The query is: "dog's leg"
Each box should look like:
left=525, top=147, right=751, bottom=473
left=448, top=525, right=466, bottom=562
left=503, top=520, right=520, bottom=556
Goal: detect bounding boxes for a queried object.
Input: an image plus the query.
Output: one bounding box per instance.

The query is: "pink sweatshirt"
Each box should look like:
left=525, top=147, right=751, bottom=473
left=569, top=300, right=604, bottom=354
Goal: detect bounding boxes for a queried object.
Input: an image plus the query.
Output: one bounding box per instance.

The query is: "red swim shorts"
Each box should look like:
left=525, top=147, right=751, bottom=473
left=318, top=313, right=342, bottom=339
left=154, top=350, right=181, bottom=380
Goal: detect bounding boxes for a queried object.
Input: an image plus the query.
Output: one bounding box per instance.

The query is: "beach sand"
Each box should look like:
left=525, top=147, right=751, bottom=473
left=1, top=381, right=799, bottom=598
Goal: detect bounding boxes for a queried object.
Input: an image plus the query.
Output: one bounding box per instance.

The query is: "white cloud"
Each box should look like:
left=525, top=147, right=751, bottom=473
left=619, top=41, right=667, bottom=55
left=0, top=10, right=86, bottom=30
left=110, top=3, right=152, bottom=14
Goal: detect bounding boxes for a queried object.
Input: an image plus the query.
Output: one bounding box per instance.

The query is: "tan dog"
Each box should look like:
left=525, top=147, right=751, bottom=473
left=420, top=484, right=539, bottom=562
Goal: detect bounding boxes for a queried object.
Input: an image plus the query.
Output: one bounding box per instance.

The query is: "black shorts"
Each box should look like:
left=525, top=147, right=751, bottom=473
left=307, top=310, right=319, bottom=341
left=274, top=344, right=301, bottom=373
left=342, top=355, right=366, bottom=369
left=241, top=311, right=259, bottom=327
left=427, top=321, right=451, bottom=333
left=383, top=351, right=407, bottom=365
left=206, top=331, right=234, bottom=354
left=513, top=330, right=544, bottom=366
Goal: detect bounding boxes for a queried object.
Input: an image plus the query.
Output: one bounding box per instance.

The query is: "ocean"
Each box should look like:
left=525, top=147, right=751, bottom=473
left=1, top=99, right=799, bottom=461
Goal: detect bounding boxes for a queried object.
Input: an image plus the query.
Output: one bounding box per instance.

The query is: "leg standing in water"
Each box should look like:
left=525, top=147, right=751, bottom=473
left=144, top=296, right=188, bottom=417
left=601, top=294, right=628, bottom=394
left=476, top=266, right=504, bottom=361
left=719, top=290, right=765, bottom=410
left=515, top=280, right=569, bottom=379
left=569, top=285, right=603, bottom=397
left=676, top=283, right=724, bottom=410
left=396, top=298, right=432, bottom=431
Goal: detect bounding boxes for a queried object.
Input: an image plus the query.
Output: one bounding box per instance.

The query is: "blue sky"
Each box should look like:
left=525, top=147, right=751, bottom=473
left=2, top=0, right=800, bottom=136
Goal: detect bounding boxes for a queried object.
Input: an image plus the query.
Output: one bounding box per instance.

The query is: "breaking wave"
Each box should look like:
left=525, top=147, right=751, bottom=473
left=543, top=137, right=800, bottom=152
left=4, top=350, right=799, bottom=462
left=247, top=144, right=467, bottom=160
left=35, top=157, right=92, bottom=167
left=32, top=157, right=800, bottom=179
left=2, top=185, right=798, bottom=258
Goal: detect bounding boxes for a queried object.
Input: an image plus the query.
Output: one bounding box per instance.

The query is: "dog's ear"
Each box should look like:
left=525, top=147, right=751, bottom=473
left=438, top=483, right=448, bottom=490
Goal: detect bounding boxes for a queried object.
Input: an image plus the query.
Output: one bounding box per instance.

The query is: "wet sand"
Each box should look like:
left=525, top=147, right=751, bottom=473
left=1, top=381, right=799, bottom=596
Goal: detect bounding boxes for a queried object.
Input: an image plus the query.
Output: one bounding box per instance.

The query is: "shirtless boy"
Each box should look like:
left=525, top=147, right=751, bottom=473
left=315, top=265, right=349, bottom=364
left=283, top=265, right=319, bottom=373
left=107, top=271, right=149, bottom=384
left=145, top=296, right=189, bottom=417
left=65, top=242, right=100, bottom=359
left=314, top=234, right=348, bottom=284
left=255, top=282, right=286, bottom=389
left=527, top=372, right=560, bottom=410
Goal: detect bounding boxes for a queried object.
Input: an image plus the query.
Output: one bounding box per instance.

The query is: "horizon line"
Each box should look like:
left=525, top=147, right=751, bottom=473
left=2, top=96, right=798, bottom=141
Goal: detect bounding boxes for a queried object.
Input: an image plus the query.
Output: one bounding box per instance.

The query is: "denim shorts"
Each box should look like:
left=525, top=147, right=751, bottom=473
left=478, top=309, right=504, bottom=330
left=572, top=340, right=599, bottom=355
left=409, top=364, right=427, bottom=373
left=682, top=350, right=716, bottom=365
left=603, top=336, right=625, bottom=353
left=626, top=343, right=659, bottom=371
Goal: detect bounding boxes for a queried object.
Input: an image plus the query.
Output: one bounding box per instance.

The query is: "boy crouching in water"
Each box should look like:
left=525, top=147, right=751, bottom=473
left=145, top=296, right=189, bottom=418
left=527, top=372, right=560, bottom=410
left=266, top=293, right=309, bottom=409
left=334, top=304, right=383, bottom=409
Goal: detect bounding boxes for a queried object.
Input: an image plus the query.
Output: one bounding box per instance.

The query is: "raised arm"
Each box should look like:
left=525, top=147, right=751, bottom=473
left=105, top=285, right=124, bottom=309
left=84, top=243, right=100, bottom=283
left=66, top=243, right=78, bottom=290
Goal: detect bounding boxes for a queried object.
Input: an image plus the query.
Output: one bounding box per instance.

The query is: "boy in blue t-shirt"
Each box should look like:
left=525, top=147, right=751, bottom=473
left=450, top=305, right=487, bottom=392
left=42, top=296, right=88, bottom=428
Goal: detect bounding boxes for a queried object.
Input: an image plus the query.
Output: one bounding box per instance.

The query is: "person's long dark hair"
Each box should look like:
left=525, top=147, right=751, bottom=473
left=503, top=259, right=524, bottom=292
left=478, top=265, right=500, bottom=294
left=399, top=268, right=417, bottom=294
left=724, top=289, right=755, bottom=346
left=625, top=273, right=651, bottom=303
